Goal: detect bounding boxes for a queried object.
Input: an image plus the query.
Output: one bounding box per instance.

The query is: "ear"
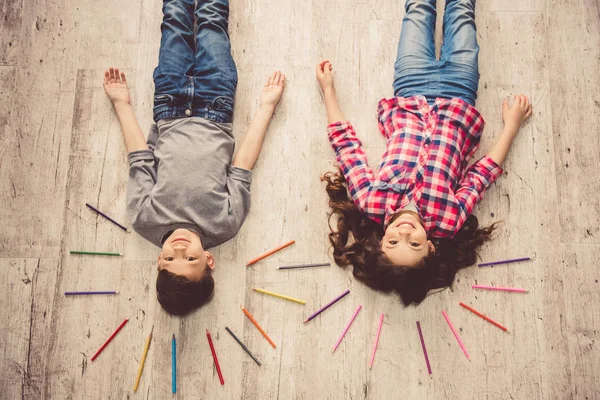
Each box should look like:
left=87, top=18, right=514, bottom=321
left=427, top=240, right=436, bottom=255
left=157, top=252, right=162, bottom=271
left=205, top=251, right=215, bottom=270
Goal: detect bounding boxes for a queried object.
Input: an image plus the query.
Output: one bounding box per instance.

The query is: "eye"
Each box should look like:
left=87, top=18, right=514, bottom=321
left=186, top=257, right=196, bottom=261
left=165, top=257, right=174, bottom=261
left=389, top=240, right=398, bottom=245
left=410, top=242, right=419, bottom=248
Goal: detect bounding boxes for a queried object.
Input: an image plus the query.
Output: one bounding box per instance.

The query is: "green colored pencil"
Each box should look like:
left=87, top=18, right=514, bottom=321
left=70, top=251, right=123, bottom=256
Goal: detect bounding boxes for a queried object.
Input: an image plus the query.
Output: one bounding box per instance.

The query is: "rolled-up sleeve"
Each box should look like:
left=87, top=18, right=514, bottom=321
left=127, top=150, right=157, bottom=222
left=226, top=165, right=252, bottom=231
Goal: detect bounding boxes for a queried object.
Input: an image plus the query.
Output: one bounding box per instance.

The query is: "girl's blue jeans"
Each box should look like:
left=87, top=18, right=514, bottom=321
left=153, top=0, right=236, bottom=123
left=393, top=0, right=480, bottom=106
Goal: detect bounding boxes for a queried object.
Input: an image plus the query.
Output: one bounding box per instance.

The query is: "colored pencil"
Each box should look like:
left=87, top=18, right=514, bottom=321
left=441, top=311, right=469, bottom=359
left=133, top=325, right=153, bottom=392
left=478, top=257, right=531, bottom=267
left=240, top=305, right=276, bottom=348
left=472, top=285, right=528, bottom=293
left=278, top=262, right=330, bottom=270
left=416, top=321, right=432, bottom=375
left=70, top=251, right=123, bottom=256
left=332, top=305, right=362, bottom=353
left=91, top=318, right=129, bottom=361
left=206, top=329, right=224, bottom=385
left=225, top=327, right=261, bottom=366
left=86, top=203, right=129, bottom=232
left=459, top=302, right=508, bottom=331
left=369, top=314, right=384, bottom=369
left=253, top=288, right=306, bottom=304
left=246, top=240, right=295, bottom=266
left=172, top=334, right=176, bottom=394
left=304, top=289, right=350, bottom=323
left=64, top=291, right=118, bottom=296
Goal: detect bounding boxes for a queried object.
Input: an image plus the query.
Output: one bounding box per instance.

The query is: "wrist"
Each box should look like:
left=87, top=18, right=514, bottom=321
left=501, top=124, right=519, bottom=139
left=258, top=102, right=276, bottom=113
left=323, top=86, right=336, bottom=97
left=113, top=100, right=131, bottom=110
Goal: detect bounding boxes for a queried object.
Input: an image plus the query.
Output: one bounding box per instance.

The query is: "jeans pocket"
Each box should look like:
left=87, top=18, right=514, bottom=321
left=154, top=93, right=174, bottom=107
left=210, top=96, right=234, bottom=113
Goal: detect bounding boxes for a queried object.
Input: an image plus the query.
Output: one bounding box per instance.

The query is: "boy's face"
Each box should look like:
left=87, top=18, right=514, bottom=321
left=158, top=229, right=214, bottom=280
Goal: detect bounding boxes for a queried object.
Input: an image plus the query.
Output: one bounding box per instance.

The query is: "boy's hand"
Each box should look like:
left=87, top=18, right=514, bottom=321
left=103, top=67, right=131, bottom=105
left=316, top=60, right=334, bottom=92
left=260, top=71, right=285, bottom=107
left=502, top=94, right=532, bottom=133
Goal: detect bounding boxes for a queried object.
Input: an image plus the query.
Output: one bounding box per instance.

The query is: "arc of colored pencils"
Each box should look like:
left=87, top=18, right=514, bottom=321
left=441, top=311, right=469, bottom=359
left=225, top=327, right=261, bottom=366
left=416, top=321, right=432, bottom=375
left=91, top=318, right=129, bottom=361
left=133, top=325, right=153, bottom=392
left=278, top=262, right=330, bottom=270
left=369, top=314, right=384, bottom=368
left=253, top=288, right=306, bottom=304
left=64, top=291, right=118, bottom=296
left=70, top=251, right=123, bottom=256
left=478, top=257, right=531, bottom=267
left=459, top=302, right=508, bottom=332
left=206, top=329, right=225, bottom=385
left=246, top=240, right=295, bottom=266
left=332, top=305, right=362, bottom=353
left=172, top=334, right=176, bottom=394
left=85, top=203, right=129, bottom=232
left=472, top=285, right=528, bottom=293
left=304, top=289, right=350, bottom=323
left=240, top=305, right=276, bottom=348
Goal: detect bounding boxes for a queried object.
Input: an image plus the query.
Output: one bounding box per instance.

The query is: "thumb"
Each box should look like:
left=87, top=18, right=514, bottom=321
left=502, top=99, right=509, bottom=114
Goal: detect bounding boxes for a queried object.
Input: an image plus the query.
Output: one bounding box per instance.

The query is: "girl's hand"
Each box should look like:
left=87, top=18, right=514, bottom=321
left=260, top=71, right=285, bottom=107
left=502, top=94, right=532, bottom=133
left=103, top=67, right=131, bottom=105
left=316, top=60, right=334, bottom=92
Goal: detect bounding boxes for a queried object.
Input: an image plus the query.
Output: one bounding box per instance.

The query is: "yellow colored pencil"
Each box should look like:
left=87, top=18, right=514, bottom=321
left=133, top=325, right=154, bottom=392
left=252, top=288, right=306, bottom=304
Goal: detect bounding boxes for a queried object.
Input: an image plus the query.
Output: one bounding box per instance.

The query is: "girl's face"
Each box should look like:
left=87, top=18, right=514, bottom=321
left=381, top=211, right=435, bottom=267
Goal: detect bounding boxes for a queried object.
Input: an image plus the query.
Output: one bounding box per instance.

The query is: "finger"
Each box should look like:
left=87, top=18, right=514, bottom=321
left=109, top=67, right=115, bottom=82
left=120, top=72, right=127, bottom=83
left=329, top=63, right=332, bottom=71
left=502, top=99, right=509, bottom=113
left=268, top=72, right=275, bottom=86
left=275, top=71, right=281, bottom=86
left=319, top=60, right=329, bottom=68
left=104, top=70, right=109, bottom=84
left=524, top=95, right=530, bottom=108
left=526, top=107, right=532, bottom=118
left=279, top=73, right=286, bottom=87
left=115, top=68, right=121, bottom=83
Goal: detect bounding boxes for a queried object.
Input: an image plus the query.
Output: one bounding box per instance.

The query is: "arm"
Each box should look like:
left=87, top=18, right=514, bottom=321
left=454, top=94, right=533, bottom=229
left=103, top=67, right=148, bottom=153
left=232, top=71, right=285, bottom=170
left=317, top=61, right=374, bottom=209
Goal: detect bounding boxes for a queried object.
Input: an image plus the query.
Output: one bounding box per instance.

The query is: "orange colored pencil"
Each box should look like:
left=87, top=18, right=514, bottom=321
left=459, top=302, right=508, bottom=332
left=240, top=305, right=276, bottom=348
left=246, top=240, right=295, bottom=266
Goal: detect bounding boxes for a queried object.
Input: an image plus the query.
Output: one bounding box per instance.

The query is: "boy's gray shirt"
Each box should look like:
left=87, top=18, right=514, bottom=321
left=127, top=117, right=252, bottom=249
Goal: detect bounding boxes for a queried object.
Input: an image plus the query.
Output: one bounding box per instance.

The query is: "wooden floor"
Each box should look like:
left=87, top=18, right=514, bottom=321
left=1, top=0, right=599, bottom=398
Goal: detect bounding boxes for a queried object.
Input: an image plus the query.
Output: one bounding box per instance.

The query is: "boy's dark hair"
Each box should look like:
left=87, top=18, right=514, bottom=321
left=156, top=268, right=215, bottom=316
left=322, top=171, right=498, bottom=305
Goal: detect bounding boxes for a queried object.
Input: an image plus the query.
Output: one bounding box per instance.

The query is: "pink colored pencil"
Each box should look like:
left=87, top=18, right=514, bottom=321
left=369, top=314, right=384, bottom=368
left=441, top=311, right=469, bottom=359
left=91, top=318, right=129, bottom=361
left=416, top=321, right=432, bottom=375
left=332, top=305, right=362, bottom=353
left=472, top=285, right=528, bottom=293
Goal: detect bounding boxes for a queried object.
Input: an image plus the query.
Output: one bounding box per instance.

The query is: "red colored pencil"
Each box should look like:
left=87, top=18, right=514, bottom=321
left=459, top=302, right=508, bottom=332
left=206, top=329, right=224, bottom=385
left=246, top=240, right=295, bottom=266
left=91, top=318, right=129, bottom=361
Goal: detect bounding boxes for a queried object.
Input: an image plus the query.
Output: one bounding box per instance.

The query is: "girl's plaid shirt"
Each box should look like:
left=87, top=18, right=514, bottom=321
left=327, top=95, right=503, bottom=238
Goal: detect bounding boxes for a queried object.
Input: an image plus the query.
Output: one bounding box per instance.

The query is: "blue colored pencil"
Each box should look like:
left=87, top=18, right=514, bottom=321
left=172, top=334, right=176, bottom=394
left=64, top=291, right=118, bottom=296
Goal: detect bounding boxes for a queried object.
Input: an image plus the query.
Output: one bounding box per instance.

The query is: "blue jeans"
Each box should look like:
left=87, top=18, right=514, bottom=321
left=153, top=0, right=237, bottom=123
left=393, top=0, right=480, bottom=106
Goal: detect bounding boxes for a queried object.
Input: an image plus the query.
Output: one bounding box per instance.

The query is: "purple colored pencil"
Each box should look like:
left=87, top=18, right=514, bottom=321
left=416, top=321, right=432, bottom=375
left=86, top=203, right=129, bottom=232
left=478, top=257, right=531, bottom=267
left=303, top=289, right=350, bottom=323
left=64, top=291, right=118, bottom=296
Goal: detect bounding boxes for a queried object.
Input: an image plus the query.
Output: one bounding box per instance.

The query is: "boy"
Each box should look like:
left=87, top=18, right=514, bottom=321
left=103, top=0, right=285, bottom=315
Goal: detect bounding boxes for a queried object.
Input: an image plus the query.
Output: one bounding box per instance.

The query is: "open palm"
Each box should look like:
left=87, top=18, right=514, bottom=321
left=103, top=67, right=131, bottom=105
left=260, top=71, right=285, bottom=107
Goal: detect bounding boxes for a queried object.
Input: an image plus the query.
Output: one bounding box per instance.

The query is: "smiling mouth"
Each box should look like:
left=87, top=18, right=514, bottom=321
left=397, top=221, right=415, bottom=229
left=172, top=238, right=190, bottom=244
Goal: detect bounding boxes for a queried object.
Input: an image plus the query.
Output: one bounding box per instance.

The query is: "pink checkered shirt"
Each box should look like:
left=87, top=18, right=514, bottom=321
left=327, top=95, right=503, bottom=238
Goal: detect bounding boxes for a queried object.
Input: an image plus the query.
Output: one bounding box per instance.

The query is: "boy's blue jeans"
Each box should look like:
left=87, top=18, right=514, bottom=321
left=393, top=0, right=480, bottom=106
left=153, top=0, right=236, bottom=123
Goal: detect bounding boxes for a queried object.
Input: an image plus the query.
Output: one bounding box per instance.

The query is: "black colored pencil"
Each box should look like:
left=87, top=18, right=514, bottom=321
left=225, top=327, right=261, bottom=366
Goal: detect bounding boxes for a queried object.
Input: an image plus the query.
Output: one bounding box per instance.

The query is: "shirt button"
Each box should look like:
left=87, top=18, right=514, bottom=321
left=185, top=109, right=192, bottom=116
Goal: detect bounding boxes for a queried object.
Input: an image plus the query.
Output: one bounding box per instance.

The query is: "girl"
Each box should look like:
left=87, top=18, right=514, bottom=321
left=316, top=0, right=532, bottom=305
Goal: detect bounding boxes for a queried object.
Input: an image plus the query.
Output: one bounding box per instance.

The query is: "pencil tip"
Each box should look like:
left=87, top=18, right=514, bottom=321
left=172, top=334, right=175, bottom=339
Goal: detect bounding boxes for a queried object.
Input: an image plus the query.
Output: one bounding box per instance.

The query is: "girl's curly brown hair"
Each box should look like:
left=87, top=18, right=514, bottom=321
left=322, top=171, right=498, bottom=305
